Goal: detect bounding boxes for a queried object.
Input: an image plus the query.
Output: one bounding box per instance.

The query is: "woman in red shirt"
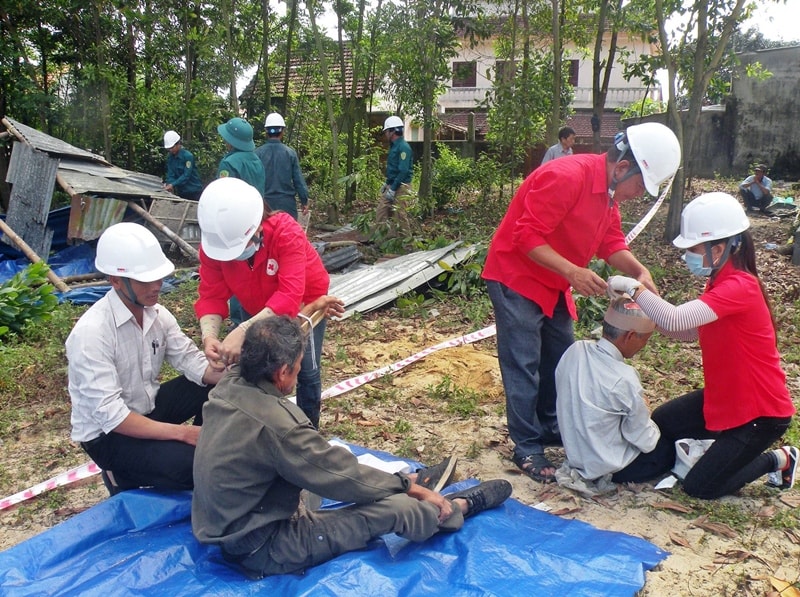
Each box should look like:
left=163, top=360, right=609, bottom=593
left=194, top=177, right=343, bottom=428
left=608, top=192, right=796, bottom=498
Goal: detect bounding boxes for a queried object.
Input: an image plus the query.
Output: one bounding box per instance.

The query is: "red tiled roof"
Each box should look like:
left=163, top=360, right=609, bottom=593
left=241, top=46, right=373, bottom=101
left=439, top=112, right=489, bottom=136
left=565, top=111, right=622, bottom=141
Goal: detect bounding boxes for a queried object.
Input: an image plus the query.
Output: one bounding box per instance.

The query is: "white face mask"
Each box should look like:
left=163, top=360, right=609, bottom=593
left=682, top=250, right=712, bottom=277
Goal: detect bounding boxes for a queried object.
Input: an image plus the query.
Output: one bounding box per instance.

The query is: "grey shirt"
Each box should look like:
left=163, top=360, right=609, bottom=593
left=541, top=142, right=573, bottom=165
left=555, top=338, right=660, bottom=480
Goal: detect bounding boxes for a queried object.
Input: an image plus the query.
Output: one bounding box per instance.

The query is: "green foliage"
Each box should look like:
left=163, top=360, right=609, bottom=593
left=436, top=244, right=487, bottom=298
left=574, top=259, right=612, bottom=330
left=396, top=292, right=437, bottom=318
left=616, top=97, right=667, bottom=120
left=431, top=143, right=477, bottom=210
left=425, top=375, right=480, bottom=417
left=0, top=263, right=59, bottom=340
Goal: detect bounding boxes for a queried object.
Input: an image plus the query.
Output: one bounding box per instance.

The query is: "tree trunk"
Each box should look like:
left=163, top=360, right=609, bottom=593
left=307, top=0, right=340, bottom=211
left=92, top=0, right=112, bottom=161
left=548, top=0, right=561, bottom=143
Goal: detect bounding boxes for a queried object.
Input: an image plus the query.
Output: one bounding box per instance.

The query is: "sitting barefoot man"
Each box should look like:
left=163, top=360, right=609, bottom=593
left=192, top=316, right=512, bottom=578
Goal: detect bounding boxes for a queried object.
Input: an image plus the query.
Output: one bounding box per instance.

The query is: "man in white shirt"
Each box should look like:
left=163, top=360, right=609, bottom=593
left=540, top=126, right=576, bottom=165
left=555, top=297, right=671, bottom=483
left=66, top=223, right=223, bottom=494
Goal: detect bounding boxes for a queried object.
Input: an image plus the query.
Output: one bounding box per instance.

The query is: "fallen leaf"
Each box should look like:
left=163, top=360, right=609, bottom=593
left=713, top=549, right=768, bottom=566
left=54, top=506, right=90, bottom=517
left=669, top=531, right=691, bottom=548
left=780, top=493, right=800, bottom=508
left=652, top=500, right=693, bottom=514
left=769, top=577, right=800, bottom=597
left=355, top=419, right=381, bottom=427
left=691, top=515, right=738, bottom=539
left=757, top=505, right=777, bottom=518
left=784, top=529, right=800, bottom=545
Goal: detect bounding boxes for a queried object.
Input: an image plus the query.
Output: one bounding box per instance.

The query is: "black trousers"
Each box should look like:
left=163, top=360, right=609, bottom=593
left=613, top=389, right=789, bottom=498
left=739, top=188, right=772, bottom=211
left=81, top=376, right=212, bottom=491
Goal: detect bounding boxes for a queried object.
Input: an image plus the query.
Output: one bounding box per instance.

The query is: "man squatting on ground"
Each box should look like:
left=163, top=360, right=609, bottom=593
left=67, top=223, right=223, bottom=493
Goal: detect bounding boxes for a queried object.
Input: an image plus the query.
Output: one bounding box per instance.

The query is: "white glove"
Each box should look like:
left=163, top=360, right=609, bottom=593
left=383, top=187, right=396, bottom=203
left=606, top=275, right=642, bottom=299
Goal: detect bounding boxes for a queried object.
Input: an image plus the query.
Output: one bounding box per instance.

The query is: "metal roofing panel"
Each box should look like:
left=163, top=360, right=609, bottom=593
left=329, top=242, right=476, bottom=319
left=58, top=158, right=128, bottom=179
left=59, top=169, right=174, bottom=199
left=6, top=117, right=110, bottom=164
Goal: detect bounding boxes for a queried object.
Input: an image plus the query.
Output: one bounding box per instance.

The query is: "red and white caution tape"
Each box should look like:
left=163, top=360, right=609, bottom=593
left=1, top=325, right=498, bottom=511
left=624, top=175, right=675, bottom=245
left=0, top=461, right=101, bottom=511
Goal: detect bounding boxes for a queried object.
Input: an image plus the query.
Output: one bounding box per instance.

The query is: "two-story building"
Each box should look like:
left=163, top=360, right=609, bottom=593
left=401, top=21, right=662, bottom=163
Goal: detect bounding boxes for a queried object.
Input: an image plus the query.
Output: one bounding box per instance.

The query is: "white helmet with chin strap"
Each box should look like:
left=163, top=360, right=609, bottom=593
left=673, top=192, right=749, bottom=249
left=198, top=178, right=264, bottom=261
left=618, top=122, right=681, bottom=196
left=95, top=222, right=175, bottom=282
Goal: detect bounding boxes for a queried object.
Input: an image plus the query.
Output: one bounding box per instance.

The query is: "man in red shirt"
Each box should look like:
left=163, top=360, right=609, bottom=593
left=482, top=122, right=681, bottom=483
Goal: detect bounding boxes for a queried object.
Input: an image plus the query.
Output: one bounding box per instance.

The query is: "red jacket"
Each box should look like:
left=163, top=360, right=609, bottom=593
left=195, top=213, right=329, bottom=319
left=482, top=153, right=629, bottom=318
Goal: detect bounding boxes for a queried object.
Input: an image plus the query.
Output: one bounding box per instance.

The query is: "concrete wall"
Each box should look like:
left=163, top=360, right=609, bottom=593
left=731, top=46, right=800, bottom=180
left=625, top=46, right=800, bottom=182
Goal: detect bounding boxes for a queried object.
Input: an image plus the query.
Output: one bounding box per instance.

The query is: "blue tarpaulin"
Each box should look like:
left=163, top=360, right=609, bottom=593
left=0, top=445, right=667, bottom=596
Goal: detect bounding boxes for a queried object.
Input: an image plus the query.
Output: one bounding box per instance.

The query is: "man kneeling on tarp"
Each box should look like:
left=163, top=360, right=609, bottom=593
left=191, top=316, right=512, bottom=578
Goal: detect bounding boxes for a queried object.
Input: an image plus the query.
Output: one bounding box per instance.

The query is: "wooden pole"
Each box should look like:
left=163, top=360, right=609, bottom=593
left=0, top=218, right=70, bottom=292
left=125, top=200, right=199, bottom=261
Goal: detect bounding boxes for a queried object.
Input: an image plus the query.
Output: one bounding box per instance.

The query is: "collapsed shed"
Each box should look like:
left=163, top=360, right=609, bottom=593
left=1, top=116, right=200, bottom=286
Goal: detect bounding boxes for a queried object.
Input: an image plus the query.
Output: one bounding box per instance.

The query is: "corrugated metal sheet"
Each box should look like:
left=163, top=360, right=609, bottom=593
left=329, top=242, right=476, bottom=319
left=5, top=118, right=110, bottom=164
left=68, top=195, right=129, bottom=242
left=58, top=169, right=173, bottom=199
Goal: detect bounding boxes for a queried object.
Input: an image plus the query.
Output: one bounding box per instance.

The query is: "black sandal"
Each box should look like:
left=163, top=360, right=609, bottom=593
left=513, top=453, right=556, bottom=484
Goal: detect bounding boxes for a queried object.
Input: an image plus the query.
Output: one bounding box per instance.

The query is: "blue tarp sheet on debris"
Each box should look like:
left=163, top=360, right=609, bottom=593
left=0, top=444, right=667, bottom=596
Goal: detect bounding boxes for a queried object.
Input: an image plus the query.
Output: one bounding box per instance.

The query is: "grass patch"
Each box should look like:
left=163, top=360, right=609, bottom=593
left=426, top=375, right=481, bottom=417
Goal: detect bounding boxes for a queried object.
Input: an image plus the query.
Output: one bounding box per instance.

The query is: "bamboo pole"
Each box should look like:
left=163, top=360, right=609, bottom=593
left=124, top=200, right=199, bottom=261
left=0, top=218, right=70, bottom=292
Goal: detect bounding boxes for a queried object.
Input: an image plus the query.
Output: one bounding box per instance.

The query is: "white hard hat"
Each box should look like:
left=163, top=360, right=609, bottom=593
left=626, top=122, right=681, bottom=196
left=163, top=130, right=180, bottom=149
left=673, top=192, right=750, bottom=249
left=95, top=222, right=175, bottom=282
left=198, top=178, right=264, bottom=261
left=264, top=112, right=286, bottom=129
left=383, top=115, right=404, bottom=131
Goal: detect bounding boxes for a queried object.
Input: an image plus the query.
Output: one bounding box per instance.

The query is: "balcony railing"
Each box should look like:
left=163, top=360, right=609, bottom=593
left=438, top=86, right=661, bottom=111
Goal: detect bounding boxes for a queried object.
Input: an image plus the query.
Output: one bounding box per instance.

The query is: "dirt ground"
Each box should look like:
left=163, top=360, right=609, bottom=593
left=2, top=197, right=800, bottom=596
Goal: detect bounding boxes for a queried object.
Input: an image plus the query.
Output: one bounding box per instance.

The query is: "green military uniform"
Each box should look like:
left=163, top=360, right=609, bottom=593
left=376, top=136, right=413, bottom=231
left=165, top=147, right=203, bottom=200
left=217, top=150, right=266, bottom=198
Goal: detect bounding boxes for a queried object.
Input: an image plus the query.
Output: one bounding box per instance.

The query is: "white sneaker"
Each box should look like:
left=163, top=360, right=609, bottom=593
left=767, top=446, right=799, bottom=490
